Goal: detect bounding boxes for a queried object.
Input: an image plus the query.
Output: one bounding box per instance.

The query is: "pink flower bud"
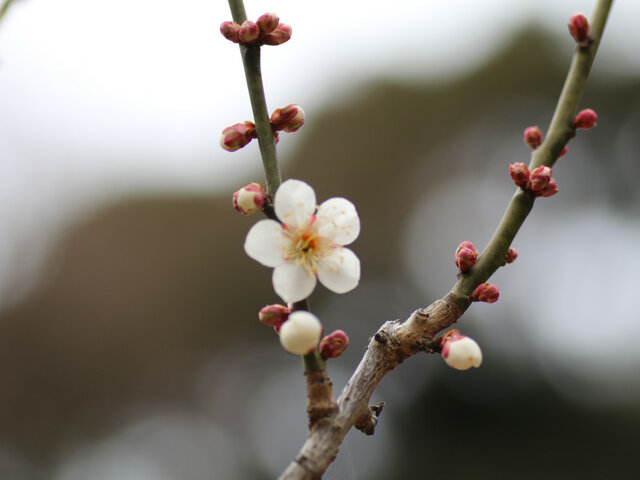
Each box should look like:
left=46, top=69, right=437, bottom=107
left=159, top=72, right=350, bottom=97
left=505, top=247, right=518, bottom=264
left=257, top=12, right=280, bottom=34
left=441, top=334, right=482, bottom=370
left=258, top=303, right=291, bottom=327
left=471, top=283, right=499, bottom=303
left=523, top=126, right=542, bottom=150
left=558, top=145, right=569, bottom=158
left=263, top=23, right=292, bottom=46
left=537, top=178, right=558, bottom=198
left=233, top=182, right=268, bottom=215
left=509, top=162, right=530, bottom=189
left=572, top=108, right=597, bottom=130
left=220, top=121, right=256, bottom=152
left=568, top=13, right=590, bottom=45
left=527, top=165, right=552, bottom=192
left=319, top=329, right=349, bottom=359
left=220, top=21, right=241, bottom=43
left=455, top=241, right=478, bottom=272
left=239, top=20, right=260, bottom=44
left=270, top=104, right=305, bottom=133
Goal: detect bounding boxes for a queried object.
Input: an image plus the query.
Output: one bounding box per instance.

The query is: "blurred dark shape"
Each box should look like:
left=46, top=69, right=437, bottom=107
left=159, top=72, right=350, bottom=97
left=0, top=28, right=639, bottom=478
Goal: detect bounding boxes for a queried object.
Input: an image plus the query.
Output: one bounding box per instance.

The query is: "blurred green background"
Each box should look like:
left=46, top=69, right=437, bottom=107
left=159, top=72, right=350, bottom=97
left=0, top=1, right=639, bottom=479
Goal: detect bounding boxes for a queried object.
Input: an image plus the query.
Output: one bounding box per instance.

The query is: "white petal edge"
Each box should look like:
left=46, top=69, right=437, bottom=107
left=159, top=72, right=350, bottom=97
left=273, top=262, right=317, bottom=303
left=316, top=197, right=360, bottom=246
left=317, top=247, right=360, bottom=294
left=274, top=179, right=316, bottom=229
left=244, top=219, right=287, bottom=267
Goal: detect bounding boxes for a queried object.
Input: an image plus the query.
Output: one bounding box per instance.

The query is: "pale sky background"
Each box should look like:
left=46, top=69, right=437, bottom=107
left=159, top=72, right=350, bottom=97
left=1, top=2, right=639, bottom=478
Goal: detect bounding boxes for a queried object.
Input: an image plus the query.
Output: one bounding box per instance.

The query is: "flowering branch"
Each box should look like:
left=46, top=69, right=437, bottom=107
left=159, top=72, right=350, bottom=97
left=223, top=0, right=613, bottom=478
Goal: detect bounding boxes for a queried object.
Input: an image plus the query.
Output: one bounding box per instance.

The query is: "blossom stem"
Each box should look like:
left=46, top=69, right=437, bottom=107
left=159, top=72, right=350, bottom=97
left=227, top=0, right=282, bottom=196
left=451, top=0, right=612, bottom=310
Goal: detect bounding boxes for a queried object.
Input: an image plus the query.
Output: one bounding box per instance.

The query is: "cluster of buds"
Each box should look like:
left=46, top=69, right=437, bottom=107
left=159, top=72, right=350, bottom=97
left=572, top=108, right=598, bottom=130
left=523, top=126, right=542, bottom=150
left=220, top=104, right=305, bottom=152
left=470, top=283, right=499, bottom=303
left=455, top=241, right=478, bottom=273
left=259, top=307, right=325, bottom=356
left=509, top=163, right=558, bottom=198
left=233, top=182, right=268, bottom=215
left=220, top=13, right=292, bottom=47
left=319, top=330, right=349, bottom=360
left=568, top=13, right=592, bottom=47
left=433, top=329, right=483, bottom=371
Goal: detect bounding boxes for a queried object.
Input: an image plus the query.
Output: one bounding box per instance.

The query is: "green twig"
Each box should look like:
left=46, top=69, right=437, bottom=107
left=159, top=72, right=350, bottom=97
left=451, top=0, right=613, bottom=310
left=0, top=0, right=16, bottom=25
left=227, top=0, right=282, bottom=196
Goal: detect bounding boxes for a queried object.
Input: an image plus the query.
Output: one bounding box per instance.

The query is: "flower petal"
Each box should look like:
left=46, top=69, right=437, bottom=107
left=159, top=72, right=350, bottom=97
left=274, top=179, right=316, bottom=229
left=272, top=262, right=317, bottom=303
left=316, top=197, right=360, bottom=246
left=317, top=247, right=360, bottom=294
left=244, top=219, right=287, bottom=267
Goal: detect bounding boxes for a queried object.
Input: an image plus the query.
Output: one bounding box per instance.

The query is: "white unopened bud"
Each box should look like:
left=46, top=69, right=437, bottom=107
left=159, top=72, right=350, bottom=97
left=441, top=335, right=482, bottom=370
left=279, top=311, right=322, bottom=355
left=232, top=182, right=267, bottom=215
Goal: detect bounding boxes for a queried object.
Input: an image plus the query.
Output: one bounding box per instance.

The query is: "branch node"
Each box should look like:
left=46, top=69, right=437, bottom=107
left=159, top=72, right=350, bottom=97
left=305, top=370, right=338, bottom=430
left=354, top=401, right=385, bottom=436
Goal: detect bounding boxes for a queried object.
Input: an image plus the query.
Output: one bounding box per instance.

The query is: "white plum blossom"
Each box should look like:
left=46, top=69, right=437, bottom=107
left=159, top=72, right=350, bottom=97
left=244, top=179, right=361, bottom=303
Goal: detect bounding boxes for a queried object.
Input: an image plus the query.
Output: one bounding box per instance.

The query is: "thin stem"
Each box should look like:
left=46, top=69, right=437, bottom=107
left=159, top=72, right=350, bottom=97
left=452, top=0, right=613, bottom=305
left=0, top=0, right=16, bottom=24
left=227, top=0, right=282, bottom=196
left=531, top=0, right=613, bottom=170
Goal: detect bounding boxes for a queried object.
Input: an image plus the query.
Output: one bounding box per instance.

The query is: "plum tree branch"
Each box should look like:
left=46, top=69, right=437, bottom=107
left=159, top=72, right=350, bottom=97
left=275, top=1, right=613, bottom=478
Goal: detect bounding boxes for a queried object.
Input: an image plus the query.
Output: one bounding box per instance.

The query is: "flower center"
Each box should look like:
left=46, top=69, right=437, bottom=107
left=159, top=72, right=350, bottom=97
left=283, top=217, right=330, bottom=274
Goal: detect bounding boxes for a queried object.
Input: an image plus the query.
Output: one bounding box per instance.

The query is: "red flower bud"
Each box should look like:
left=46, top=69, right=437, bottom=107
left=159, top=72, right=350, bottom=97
left=568, top=13, right=590, bottom=45
left=572, top=108, right=597, bottom=130
left=471, top=283, right=500, bottom=303
left=263, top=23, right=292, bottom=46
left=509, top=162, right=530, bottom=189
left=239, top=20, right=260, bottom=44
left=220, top=21, right=241, bottom=43
left=527, top=165, right=552, bottom=192
left=319, top=329, right=349, bottom=359
left=220, top=121, right=256, bottom=152
left=455, top=241, right=478, bottom=272
left=523, top=126, right=542, bottom=150
left=271, top=104, right=305, bottom=133
left=257, top=12, right=280, bottom=34
left=537, top=178, right=558, bottom=198
left=259, top=303, right=291, bottom=328
left=505, top=247, right=518, bottom=264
